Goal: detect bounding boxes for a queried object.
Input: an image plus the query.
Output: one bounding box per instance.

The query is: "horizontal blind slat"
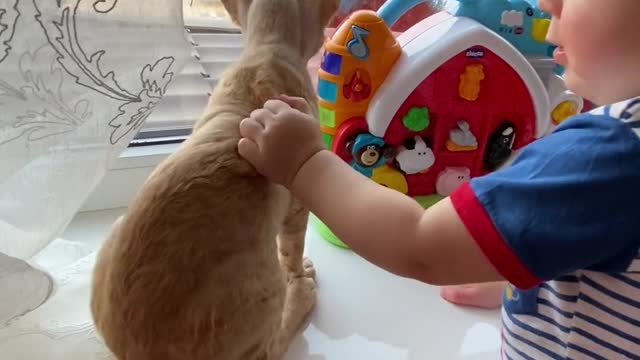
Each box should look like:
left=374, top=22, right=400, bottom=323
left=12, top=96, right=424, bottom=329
left=139, top=32, right=242, bottom=136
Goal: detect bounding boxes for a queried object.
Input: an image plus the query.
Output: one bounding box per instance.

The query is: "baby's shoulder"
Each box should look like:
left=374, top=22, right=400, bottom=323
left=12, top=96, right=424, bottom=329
left=588, top=97, right=640, bottom=123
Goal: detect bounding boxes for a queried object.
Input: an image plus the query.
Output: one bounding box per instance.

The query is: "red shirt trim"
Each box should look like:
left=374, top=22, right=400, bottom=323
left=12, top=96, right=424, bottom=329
left=450, top=182, right=541, bottom=289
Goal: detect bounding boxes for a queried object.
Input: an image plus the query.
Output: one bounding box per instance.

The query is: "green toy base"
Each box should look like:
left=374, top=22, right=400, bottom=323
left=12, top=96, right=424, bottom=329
left=314, top=194, right=445, bottom=249
left=311, top=214, right=350, bottom=248
left=415, top=194, right=445, bottom=209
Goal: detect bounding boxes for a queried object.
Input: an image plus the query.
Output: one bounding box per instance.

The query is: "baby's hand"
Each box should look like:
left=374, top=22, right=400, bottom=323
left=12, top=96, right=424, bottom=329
left=238, top=95, right=325, bottom=187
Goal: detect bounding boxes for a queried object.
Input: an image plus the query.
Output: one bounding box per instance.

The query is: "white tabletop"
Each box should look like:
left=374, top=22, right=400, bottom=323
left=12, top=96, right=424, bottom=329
left=0, top=208, right=501, bottom=359
left=287, top=222, right=502, bottom=360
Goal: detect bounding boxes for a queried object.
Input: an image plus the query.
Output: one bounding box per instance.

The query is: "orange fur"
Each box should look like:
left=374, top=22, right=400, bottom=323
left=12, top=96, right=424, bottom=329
left=90, top=1, right=339, bottom=359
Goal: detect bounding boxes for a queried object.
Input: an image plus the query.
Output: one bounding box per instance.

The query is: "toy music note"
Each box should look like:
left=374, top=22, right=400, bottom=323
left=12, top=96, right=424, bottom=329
left=347, top=25, right=371, bottom=60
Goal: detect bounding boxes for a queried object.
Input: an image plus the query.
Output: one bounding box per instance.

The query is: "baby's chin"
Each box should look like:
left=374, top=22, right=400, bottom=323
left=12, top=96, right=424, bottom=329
left=563, top=63, right=640, bottom=105
left=562, top=69, right=597, bottom=105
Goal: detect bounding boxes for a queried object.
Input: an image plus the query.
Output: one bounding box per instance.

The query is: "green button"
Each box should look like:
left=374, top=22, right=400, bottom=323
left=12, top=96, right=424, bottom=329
left=402, top=106, right=430, bottom=132
left=319, top=107, right=336, bottom=127
left=322, top=133, right=333, bottom=149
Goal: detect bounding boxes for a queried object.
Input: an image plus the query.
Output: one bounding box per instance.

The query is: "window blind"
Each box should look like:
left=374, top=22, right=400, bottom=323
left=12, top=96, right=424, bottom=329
left=132, top=30, right=243, bottom=145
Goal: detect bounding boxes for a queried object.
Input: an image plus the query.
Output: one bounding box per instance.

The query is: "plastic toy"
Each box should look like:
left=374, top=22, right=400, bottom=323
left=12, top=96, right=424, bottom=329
left=435, top=167, right=471, bottom=196
left=394, top=136, right=435, bottom=174
left=447, top=120, right=478, bottom=151
left=315, top=0, right=584, bottom=248
left=346, top=133, right=395, bottom=176
left=484, top=121, right=516, bottom=170
left=454, top=0, right=554, bottom=57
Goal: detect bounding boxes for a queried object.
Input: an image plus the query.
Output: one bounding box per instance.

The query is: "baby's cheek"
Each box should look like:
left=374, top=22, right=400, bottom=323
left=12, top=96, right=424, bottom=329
left=566, top=4, right=633, bottom=77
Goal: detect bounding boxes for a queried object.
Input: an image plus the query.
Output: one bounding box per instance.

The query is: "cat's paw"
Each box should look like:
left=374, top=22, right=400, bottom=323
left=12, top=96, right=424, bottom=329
left=302, top=257, right=316, bottom=280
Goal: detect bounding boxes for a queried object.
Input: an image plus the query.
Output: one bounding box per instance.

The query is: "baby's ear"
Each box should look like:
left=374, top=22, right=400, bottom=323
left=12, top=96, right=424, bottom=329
left=220, top=0, right=252, bottom=29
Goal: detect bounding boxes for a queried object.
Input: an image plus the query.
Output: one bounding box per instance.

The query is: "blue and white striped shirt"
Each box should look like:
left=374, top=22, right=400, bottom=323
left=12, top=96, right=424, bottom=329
left=451, top=97, right=640, bottom=359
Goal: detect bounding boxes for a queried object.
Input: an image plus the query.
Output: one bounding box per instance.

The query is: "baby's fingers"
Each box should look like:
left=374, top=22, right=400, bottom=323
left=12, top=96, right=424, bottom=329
left=276, top=94, right=312, bottom=115
left=238, top=138, right=260, bottom=166
left=239, top=117, right=263, bottom=141
left=263, top=99, right=292, bottom=115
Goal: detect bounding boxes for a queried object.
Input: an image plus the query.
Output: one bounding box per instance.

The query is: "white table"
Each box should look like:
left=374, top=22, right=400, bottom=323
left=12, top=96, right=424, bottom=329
left=285, top=221, right=502, bottom=360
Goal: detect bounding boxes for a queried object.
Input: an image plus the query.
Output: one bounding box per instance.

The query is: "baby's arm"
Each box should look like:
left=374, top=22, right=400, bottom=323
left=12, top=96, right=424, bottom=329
left=291, top=149, right=503, bottom=285
left=239, top=96, right=502, bottom=285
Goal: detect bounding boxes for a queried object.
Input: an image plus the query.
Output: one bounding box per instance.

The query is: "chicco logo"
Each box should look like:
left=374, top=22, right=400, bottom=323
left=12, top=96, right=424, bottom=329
left=465, top=49, right=485, bottom=58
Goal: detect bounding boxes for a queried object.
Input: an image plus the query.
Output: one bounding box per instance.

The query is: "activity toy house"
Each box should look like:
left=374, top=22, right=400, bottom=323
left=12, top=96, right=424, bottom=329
left=314, top=0, right=585, bottom=248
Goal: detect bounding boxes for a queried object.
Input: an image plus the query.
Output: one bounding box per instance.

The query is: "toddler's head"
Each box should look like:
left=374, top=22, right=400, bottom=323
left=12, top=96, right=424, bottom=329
left=539, top=0, right=640, bottom=105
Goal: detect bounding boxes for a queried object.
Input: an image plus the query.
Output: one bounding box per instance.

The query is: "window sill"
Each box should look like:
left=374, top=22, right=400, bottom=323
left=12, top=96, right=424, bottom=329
left=5, top=204, right=500, bottom=360
left=113, top=142, right=181, bottom=170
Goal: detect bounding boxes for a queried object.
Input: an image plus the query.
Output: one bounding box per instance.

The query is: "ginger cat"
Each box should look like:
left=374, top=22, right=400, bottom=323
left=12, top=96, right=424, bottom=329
left=90, top=0, right=338, bottom=359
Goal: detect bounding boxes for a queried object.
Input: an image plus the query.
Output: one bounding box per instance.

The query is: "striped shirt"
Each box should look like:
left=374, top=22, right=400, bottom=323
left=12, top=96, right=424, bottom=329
left=451, top=97, right=640, bottom=359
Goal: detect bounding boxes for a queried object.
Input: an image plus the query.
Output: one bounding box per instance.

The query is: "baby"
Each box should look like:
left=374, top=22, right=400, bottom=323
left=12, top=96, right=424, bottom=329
left=238, top=0, right=640, bottom=358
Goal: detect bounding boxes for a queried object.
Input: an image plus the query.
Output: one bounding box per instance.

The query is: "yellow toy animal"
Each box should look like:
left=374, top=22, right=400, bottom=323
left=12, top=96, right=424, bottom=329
left=458, top=63, right=485, bottom=101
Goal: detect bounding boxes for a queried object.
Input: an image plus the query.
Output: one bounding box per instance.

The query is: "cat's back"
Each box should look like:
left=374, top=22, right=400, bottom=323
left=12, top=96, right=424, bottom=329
left=91, top=130, right=290, bottom=360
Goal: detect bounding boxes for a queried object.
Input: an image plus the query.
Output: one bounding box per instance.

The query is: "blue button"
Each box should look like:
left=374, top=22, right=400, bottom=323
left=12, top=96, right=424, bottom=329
left=347, top=25, right=370, bottom=60
left=321, top=51, right=342, bottom=75
left=318, top=79, right=338, bottom=103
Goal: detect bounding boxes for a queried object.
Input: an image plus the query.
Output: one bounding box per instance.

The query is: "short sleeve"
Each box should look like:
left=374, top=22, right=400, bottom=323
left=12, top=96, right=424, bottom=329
left=450, top=114, right=640, bottom=289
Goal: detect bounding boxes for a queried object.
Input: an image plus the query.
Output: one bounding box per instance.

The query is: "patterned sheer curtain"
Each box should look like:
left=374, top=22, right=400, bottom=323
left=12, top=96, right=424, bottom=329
left=0, top=0, right=189, bottom=322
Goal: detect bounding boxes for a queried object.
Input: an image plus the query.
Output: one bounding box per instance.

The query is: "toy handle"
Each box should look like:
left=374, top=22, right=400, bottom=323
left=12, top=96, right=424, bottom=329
left=377, top=0, right=428, bottom=27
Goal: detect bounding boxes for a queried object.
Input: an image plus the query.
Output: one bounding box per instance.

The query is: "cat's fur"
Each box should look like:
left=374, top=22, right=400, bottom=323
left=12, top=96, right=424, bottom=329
left=90, top=1, right=338, bottom=358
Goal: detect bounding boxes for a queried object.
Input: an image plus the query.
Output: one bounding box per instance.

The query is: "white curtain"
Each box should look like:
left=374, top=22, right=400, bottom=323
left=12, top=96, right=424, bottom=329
left=0, top=0, right=189, bottom=323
